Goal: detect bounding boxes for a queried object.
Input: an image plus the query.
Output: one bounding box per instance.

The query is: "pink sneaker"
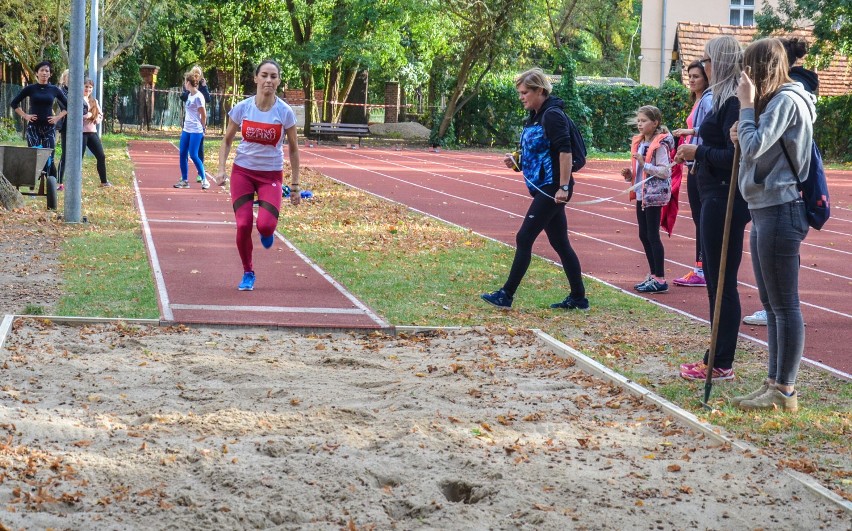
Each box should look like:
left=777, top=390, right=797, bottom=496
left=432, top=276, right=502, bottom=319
left=680, top=363, right=735, bottom=381
left=673, top=271, right=706, bottom=287
left=57, top=184, right=65, bottom=191
left=679, top=360, right=705, bottom=372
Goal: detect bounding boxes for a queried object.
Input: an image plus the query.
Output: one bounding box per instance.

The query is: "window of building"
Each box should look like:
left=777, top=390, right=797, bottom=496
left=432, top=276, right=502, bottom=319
left=730, top=0, right=755, bottom=26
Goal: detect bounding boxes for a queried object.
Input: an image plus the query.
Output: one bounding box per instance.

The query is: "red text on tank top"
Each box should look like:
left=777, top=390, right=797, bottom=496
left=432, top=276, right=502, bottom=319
left=241, top=119, right=283, bottom=146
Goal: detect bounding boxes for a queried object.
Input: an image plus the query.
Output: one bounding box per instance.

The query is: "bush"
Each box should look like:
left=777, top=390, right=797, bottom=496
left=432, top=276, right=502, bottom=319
left=450, top=73, right=523, bottom=147
left=451, top=77, right=690, bottom=152
left=814, top=94, right=852, bottom=163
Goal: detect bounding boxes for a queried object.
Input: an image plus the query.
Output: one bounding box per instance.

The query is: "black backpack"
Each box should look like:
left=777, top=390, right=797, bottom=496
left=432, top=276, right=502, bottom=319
left=542, top=107, right=587, bottom=172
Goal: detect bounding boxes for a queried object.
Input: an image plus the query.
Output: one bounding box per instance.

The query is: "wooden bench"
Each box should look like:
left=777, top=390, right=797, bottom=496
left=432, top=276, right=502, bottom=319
left=309, top=122, right=371, bottom=146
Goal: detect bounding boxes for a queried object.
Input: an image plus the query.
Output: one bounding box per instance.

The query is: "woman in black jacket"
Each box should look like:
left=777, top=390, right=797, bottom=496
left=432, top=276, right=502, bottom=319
left=675, top=36, right=749, bottom=382
left=9, top=61, right=68, bottom=180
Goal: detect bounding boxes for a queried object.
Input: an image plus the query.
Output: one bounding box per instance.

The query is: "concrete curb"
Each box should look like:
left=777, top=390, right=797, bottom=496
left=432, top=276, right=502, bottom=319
left=533, top=329, right=851, bottom=515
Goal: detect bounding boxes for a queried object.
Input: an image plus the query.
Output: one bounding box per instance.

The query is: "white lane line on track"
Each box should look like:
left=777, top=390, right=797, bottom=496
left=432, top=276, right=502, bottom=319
left=304, top=148, right=852, bottom=282
left=360, top=147, right=852, bottom=238
left=148, top=143, right=387, bottom=329
left=132, top=167, right=175, bottom=322
left=305, top=156, right=852, bottom=380
left=170, top=304, right=367, bottom=315
left=306, top=149, right=852, bottom=318
left=147, top=219, right=234, bottom=225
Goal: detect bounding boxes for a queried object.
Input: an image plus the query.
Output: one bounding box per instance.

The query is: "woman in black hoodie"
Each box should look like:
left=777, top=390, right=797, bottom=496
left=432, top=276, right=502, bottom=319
left=480, top=68, right=587, bottom=311
left=675, top=36, right=750, bottom=382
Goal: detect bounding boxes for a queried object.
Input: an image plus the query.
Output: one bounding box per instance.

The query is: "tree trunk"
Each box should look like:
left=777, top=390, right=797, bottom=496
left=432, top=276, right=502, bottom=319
left=0, top=171, right=26, bottom=211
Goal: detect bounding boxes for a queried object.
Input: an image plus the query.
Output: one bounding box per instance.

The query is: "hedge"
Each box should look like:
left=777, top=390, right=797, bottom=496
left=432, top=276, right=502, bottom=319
left=451, top=77, right=850, bottom=162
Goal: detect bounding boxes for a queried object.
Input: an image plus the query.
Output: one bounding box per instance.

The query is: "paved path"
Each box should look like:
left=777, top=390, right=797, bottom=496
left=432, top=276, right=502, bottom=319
left=128, top=140, right=387, bottom=330
left=300, top=144, right=851, bottom=378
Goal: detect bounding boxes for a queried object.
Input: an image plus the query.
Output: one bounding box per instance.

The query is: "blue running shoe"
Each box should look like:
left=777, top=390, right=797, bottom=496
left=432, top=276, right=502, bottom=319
left=481, top=288, right=513, bottom=308
left=260, top=234, right=274, bottom=249
left=238, top=271, right=256, bottom=291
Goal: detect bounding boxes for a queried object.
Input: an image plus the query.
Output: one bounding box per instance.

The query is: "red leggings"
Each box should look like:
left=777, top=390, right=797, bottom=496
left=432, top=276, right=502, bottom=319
left=230, top=164, right=283, bottom=273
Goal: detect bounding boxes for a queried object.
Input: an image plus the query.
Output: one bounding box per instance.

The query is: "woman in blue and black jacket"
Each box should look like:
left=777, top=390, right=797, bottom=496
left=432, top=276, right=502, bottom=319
left=481, top=68, right=587, bottom=311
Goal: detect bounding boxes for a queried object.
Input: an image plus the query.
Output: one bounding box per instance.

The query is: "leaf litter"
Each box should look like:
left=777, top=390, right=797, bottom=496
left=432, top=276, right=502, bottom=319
left=0, top=321, right=848, bottom=529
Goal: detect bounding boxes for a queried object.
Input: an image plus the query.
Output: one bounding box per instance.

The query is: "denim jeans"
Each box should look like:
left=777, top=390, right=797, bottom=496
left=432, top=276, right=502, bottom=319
left=750, top=199, right=808, bottom=386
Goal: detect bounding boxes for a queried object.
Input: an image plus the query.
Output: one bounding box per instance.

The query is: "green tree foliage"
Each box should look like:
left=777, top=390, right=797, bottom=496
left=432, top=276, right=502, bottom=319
left=756, top=0, right=852, bottom=69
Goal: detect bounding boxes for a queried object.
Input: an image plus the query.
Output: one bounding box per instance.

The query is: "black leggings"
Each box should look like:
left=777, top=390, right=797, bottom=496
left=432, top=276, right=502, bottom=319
left=700, top=193, right=751, bottom=369
left=636, top=202, right=665, bottom=278
left=686, top=168, right=702, bottom=265
left=83, top=133, right=108, bottom=184
left=503, top=185, right=585, bottom=299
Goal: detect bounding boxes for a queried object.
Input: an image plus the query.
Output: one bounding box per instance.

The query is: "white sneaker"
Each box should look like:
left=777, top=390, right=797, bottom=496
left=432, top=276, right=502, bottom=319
left=743, top=310, right=767, bottom=326
left=201, top=179, right=210, bottom=190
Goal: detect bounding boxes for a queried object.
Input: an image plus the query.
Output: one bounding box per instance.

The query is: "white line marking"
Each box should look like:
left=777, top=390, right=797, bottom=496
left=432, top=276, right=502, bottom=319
left=306, top=150, right=852, bottom=318
left=131, top=164, right=174, bottom=322
left=146, top=218, right=234, bottom=225
left=171, top=304, right=367, bottom=315
left=0, top=315, right=14, bottom=349
left=158, top=142, right=388, bottom=328
left=307, top=152, right=852, bottom=380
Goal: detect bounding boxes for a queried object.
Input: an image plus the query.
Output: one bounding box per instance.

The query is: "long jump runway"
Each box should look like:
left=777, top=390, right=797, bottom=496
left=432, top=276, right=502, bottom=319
left=300, top=144, right=851, bottom=378
left=128, top=141, right=387, bottom=330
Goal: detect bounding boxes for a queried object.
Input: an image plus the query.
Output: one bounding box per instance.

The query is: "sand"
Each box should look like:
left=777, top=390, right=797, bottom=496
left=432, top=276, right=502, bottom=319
left=0, top=321, right=847, bottom=530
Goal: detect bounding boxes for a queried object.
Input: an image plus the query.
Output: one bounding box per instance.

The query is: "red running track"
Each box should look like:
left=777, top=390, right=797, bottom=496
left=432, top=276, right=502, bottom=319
left=300, top=144, right=852, bottom=378
left=128, top=140, right=387, bottom=330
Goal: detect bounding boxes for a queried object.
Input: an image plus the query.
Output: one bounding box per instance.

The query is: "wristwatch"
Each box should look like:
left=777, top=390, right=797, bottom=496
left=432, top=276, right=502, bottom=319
left=560, top=184, right=571, bottom=192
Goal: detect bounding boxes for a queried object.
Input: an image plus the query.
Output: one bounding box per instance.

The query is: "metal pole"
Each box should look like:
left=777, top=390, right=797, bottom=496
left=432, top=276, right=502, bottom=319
left=97, top=28, right=104, bottom=135
left=88, top=0, right=99, bottom=80
left=65, top=0, right=86, bottom=224
left=660, top=0, right=668, bottom=86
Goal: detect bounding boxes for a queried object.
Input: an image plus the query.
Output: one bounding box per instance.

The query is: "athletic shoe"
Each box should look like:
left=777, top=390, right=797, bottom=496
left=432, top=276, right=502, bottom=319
left=200, top=179, right=210, bottom=190
left=238, top=271, right=255, bottom=291
left=57, top=184, right=65, bottom=191
left=634, top=274, right=652, bottom=290
left=731, top=383, right=770, bottom=406
left=636, top=279, right=668, bottom=293
left=673, top=271, right=706, bottom=287
left=550, top=295, right=590, bottom=311
left=743, top=310, right=767, bottom=326
left=173, top=180, right=189, bottom=189
left=196, top=175, right=203, bottom=183
left=680, top=363, right=735, bottom=381
left=739, top=388, right=798, bottom=412
left=101, top=182, right=113, bottom=187
left=481, top=289, right=513, bottom=308
left=260, top=234, right=274, bottom=249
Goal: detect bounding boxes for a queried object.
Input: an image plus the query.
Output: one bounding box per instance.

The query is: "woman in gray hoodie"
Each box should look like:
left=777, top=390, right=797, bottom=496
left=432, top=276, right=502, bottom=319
left=732, top=38, right=815, bottom=412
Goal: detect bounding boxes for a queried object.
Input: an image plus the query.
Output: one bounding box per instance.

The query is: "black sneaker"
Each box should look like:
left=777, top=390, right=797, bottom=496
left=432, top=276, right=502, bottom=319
left=634, top=275, right=652, bottom=289
left=481, top=289, right=513, bottom=308
left=550, top=295, right=590, bottom=310
left=636, top=279, right=668, bottom=293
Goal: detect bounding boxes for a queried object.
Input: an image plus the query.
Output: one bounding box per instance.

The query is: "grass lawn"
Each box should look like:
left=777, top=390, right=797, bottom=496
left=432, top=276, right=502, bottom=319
left=11, top=133, right=851, bottom=502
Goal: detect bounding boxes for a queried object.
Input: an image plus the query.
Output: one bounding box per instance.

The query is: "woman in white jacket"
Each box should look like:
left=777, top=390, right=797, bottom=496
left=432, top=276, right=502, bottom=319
left=731, top=38, right=815, bottom=412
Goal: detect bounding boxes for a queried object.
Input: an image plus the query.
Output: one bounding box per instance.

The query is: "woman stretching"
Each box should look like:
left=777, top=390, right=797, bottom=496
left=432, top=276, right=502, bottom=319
left=216, top=60, right=301, bottom=291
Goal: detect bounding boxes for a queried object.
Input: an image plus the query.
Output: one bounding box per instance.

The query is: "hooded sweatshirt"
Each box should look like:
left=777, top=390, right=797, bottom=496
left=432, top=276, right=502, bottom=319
left=736, top=82, right=816, bottom=210
left=789, top=66, right=819, bottom=95
left=519, top=96, right=573, bottom=194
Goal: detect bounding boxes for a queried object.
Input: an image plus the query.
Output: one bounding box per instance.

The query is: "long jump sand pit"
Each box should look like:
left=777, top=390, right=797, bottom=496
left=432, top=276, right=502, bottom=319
left=0, top=320, right=847, bottom=529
